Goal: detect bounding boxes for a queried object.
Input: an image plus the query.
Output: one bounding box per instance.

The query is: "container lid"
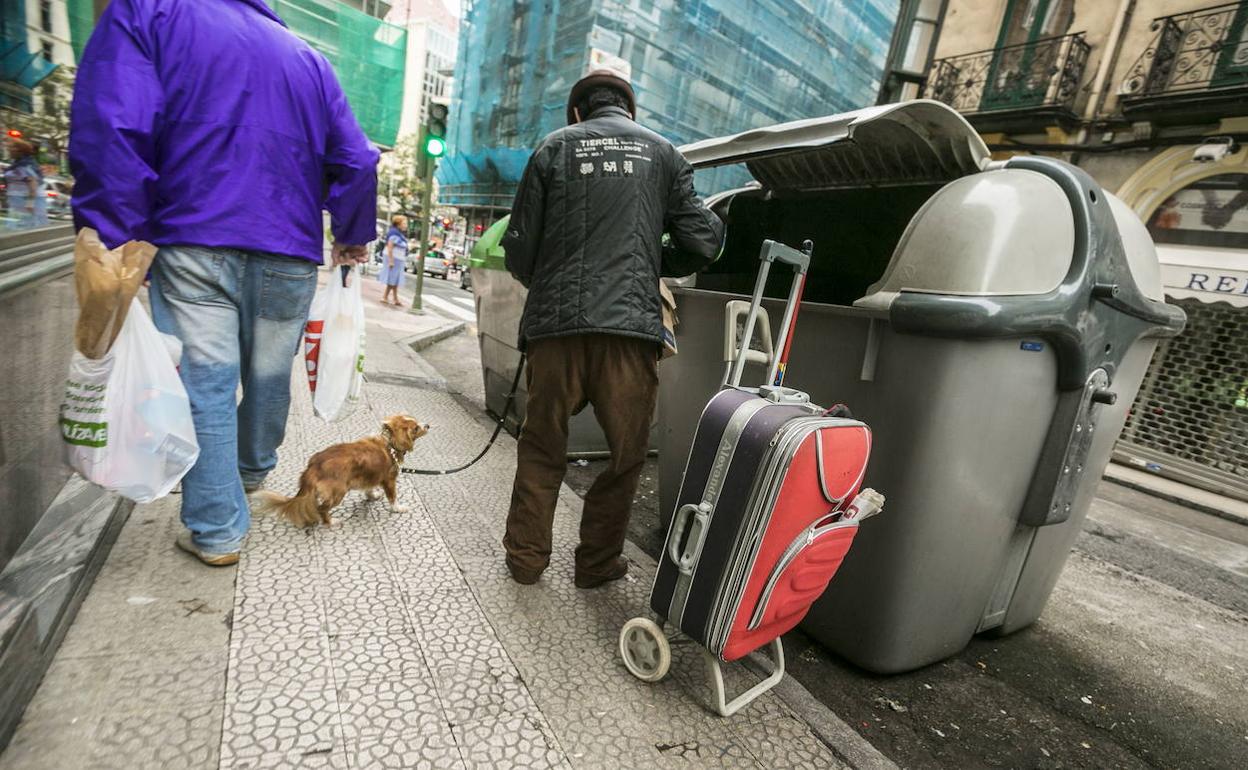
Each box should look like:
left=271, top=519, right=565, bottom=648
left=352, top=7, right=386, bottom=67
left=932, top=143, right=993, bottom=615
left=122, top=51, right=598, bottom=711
left=679, top=100, right=990, bottom=191
left=856, top=168, right=1076, bottom=308
left=469, top=215, right=509, bottom=271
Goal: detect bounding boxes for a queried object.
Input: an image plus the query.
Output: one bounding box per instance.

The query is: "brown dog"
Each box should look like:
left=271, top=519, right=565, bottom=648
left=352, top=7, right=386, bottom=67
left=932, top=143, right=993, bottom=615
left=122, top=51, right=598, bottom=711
left=255, top=415, right=429, bottom=528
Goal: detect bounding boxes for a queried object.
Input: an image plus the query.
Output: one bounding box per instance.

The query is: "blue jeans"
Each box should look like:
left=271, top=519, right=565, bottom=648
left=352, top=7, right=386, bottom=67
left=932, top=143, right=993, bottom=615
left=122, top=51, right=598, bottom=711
left=149, top=246, right=318, bottom=554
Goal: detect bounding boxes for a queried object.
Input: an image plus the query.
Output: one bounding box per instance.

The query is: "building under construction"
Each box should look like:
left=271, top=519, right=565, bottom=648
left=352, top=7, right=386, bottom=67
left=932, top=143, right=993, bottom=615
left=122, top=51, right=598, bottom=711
left=440, top=0, right=902, bottom=229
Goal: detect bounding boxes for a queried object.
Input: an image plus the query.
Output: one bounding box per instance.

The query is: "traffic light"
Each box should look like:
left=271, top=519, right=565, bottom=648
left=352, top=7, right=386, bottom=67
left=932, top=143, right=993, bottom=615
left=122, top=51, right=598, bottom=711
left=424, top=103, right=448, bottom=158
left=6, top=129, right=21, bottom=138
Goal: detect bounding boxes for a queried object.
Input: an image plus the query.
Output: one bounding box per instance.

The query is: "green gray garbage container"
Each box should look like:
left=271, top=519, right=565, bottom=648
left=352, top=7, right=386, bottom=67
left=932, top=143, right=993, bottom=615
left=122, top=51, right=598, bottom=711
left=656, top=101, right=1185, bottom=673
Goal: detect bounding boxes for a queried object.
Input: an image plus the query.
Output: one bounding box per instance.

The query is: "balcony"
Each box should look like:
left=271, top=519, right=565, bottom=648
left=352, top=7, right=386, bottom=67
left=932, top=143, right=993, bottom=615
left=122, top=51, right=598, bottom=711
left=1119, top=2, right=1248, bottom=123
left=925, top=33, right=1091, bottom=133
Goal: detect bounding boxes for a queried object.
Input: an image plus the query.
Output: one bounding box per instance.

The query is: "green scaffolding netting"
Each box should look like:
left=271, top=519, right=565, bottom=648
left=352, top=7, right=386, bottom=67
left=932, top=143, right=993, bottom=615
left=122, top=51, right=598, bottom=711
left=274, top=0, right=407, bottom=147
left=62, top=0, right=406, bottom=147
left=66, top=0, right=95, bottom=63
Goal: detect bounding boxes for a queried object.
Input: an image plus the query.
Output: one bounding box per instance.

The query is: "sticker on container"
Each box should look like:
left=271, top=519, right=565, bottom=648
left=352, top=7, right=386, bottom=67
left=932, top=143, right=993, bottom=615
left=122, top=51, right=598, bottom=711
left=1020, top=341, right=1045, bottom=352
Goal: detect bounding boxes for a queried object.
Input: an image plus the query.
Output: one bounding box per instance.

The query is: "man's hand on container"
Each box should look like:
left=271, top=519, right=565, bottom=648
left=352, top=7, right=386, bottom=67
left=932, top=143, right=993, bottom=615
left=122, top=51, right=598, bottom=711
left=331, top=243, right=369, bottom=266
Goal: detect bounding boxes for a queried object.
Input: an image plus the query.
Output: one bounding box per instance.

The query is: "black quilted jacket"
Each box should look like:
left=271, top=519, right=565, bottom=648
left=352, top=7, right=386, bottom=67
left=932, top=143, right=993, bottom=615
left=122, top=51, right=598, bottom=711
left=502, top=105, right=724, bottom=347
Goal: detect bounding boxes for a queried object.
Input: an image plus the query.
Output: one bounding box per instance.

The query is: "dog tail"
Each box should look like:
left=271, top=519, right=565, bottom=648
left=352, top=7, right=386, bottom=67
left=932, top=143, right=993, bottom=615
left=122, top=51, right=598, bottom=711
left=254, top=488, right=320, bottom=528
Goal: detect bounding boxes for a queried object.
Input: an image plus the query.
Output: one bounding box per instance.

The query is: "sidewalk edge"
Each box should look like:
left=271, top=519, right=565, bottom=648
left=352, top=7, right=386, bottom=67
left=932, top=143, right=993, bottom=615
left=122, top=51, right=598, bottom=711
left=618, top=539, right=897, bottom=770
left=409, top=320, right=466, bottom=352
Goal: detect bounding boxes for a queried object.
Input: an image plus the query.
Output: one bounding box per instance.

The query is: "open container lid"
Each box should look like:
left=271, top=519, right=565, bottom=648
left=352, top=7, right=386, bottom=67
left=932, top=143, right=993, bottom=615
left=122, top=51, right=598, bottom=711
left=680, top=100, right=990, bottom=191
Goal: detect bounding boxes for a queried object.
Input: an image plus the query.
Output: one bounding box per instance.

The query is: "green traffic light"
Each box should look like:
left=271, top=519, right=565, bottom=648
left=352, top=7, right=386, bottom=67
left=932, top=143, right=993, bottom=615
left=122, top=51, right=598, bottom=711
left=425, top=136, right=446, bottom=157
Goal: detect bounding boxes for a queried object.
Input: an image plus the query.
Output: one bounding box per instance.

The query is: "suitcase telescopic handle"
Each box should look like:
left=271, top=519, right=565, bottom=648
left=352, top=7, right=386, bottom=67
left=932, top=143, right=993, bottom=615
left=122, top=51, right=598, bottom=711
left=668, top=501, right=712, bottom=575
left=726, top=239, right=813, bottom=390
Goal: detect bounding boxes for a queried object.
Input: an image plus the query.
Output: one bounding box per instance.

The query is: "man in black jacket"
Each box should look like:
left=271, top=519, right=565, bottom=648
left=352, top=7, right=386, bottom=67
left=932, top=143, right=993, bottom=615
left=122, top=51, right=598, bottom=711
left=501, top=66, right=724, bottom=588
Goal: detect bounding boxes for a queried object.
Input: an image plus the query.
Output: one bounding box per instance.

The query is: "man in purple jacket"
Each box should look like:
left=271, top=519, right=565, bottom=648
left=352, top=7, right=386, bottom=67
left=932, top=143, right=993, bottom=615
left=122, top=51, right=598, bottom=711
left=70, top=0, right=379, bottom=566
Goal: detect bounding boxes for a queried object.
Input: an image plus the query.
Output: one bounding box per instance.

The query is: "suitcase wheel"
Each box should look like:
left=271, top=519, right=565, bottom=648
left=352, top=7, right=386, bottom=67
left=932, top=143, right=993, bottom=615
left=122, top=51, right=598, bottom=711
left=619, top=617, right=671, bottom=683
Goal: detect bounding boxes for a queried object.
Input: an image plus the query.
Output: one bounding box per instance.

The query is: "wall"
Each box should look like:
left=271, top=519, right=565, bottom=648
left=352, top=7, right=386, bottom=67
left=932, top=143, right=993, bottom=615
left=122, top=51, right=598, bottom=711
left=24, top=0, right=74, bottom=67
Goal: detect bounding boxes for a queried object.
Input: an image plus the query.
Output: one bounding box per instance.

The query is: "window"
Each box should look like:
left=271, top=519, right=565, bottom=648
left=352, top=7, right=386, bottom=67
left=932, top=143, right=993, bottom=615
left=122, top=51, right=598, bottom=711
left=900, top=0, right=942, bottom=75
left=41, top=39, right=54, bottom=63
left=40, top=0, right=52, bottom=33
left=878, top=0, right=947, bottom=103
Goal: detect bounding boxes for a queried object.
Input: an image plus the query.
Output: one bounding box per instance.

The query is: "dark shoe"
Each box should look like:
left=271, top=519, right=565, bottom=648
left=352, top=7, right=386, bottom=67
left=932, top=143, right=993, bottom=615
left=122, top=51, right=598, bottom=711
left=506, top=558, right=543, bottom=585
left=175, top=531, right=239, bottom=567
left=575, top=558, right=628, bottom=589
left=242, top=476, right=266, bottom=494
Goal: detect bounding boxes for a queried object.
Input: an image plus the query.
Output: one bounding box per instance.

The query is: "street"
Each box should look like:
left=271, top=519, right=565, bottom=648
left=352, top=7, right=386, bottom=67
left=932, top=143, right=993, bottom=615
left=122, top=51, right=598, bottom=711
left=414, top=285, right=1248, bottom=770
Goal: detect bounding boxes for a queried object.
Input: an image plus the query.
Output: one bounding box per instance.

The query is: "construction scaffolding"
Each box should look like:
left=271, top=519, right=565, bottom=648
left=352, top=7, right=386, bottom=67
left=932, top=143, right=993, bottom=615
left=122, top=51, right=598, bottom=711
left=58, top=0, right=407, bottom=147
left=274, top=0, right=408, bottom=147
left=441, top=0, right=901, bottom=201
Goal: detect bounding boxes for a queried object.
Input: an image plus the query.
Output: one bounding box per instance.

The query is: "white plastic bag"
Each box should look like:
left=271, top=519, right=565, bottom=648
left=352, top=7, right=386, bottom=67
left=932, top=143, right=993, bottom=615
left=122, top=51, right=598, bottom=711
left=61, top=298, right=199, bottom=503
left=304, top=265, right=365, bottom=421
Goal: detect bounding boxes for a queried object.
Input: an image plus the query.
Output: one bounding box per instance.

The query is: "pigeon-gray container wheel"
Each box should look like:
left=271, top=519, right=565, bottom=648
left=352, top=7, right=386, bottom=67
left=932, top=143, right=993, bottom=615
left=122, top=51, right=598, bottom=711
left=619, top=617, right=671, bottom=682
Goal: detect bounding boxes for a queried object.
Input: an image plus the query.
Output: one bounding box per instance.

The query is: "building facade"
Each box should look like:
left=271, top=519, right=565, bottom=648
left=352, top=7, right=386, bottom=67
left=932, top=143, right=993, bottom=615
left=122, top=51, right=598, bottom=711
left=387, top=0, right=458, bottom=140
left=914, top=0, right=1248, bottom=501
left=441, top=0, right=902, bottom=238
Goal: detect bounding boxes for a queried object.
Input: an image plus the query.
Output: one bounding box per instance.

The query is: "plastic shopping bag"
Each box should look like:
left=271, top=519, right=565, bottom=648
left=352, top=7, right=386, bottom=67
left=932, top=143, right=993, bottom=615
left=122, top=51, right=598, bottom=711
left=305, top=265, right=365, bottom=421
left=61, top=298, right=199, bottom=503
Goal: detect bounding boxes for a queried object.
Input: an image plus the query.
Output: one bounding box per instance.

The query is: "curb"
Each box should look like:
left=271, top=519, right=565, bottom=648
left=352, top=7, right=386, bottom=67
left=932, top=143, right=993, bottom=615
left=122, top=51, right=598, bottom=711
left=1102, top=473, right=1248, bottom=527
left=409, top=321, right=466, bottom=352
left=617, top=538, right=896, bottom=769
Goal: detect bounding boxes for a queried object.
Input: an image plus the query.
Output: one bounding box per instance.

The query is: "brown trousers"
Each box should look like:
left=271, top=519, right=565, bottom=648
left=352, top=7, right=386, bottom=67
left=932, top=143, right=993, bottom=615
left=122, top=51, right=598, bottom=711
left=504, top=334, right=658, bottom=579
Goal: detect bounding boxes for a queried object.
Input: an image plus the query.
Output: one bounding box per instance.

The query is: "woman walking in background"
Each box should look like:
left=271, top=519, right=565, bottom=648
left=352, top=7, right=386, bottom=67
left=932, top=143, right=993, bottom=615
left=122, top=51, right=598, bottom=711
left=4, top=138, right=45, bottom=229
left=378, top=214, right=408, bottom=305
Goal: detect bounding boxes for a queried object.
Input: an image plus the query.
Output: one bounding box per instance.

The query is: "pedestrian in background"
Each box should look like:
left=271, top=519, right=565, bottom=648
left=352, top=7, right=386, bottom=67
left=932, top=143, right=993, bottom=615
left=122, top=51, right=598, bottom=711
left=70, top=0, right=379, bottom=566
left=4, top=137, right=45, bottom=230
left=379, top=214, right=408, bottom=305
left=501, top=65, right=725, bottom=588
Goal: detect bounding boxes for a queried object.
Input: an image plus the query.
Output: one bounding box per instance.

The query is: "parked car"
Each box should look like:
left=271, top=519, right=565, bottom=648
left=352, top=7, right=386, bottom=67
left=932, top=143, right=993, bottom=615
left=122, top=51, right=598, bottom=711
left=44, top=176, right=73, bottom=219
left=409, top=249, right=450, bottom=278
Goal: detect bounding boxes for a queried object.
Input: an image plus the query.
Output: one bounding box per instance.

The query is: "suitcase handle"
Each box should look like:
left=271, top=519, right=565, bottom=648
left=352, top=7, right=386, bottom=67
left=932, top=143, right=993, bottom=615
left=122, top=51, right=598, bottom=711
left=726, top=239, right=813, bottom=390
left=722, top=300, right=774, bottom=376
left=668, top=501, right=712, bottom=575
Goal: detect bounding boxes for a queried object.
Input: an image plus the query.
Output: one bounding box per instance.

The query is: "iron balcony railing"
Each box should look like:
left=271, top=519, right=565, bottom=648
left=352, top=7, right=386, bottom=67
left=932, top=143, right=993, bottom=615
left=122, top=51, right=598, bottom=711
left=925, top=32, right=1091, bottom=116
left=1120, top=2, right=1248, bottom=100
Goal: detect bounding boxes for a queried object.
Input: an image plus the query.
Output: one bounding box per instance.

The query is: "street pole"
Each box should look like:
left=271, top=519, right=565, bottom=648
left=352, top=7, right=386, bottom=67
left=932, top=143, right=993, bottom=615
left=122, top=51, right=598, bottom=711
left=410, top=160, right=437, bottom=312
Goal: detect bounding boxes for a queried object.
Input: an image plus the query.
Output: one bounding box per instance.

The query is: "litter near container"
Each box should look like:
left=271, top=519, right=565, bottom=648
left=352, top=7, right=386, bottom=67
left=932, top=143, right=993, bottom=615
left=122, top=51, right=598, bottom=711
left=657, top=100, right=1185, bottom=674
left=621, top=239, right=883, bottom=716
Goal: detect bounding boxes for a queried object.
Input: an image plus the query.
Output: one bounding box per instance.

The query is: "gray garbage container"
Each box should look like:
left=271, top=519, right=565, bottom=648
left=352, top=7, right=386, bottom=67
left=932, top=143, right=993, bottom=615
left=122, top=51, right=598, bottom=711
left=657, top=101, right=1185, bottom=673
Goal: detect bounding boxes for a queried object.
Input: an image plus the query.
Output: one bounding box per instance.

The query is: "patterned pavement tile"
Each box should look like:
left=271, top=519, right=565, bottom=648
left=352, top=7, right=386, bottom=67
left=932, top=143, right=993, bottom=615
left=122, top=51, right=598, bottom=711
left=452, top=711, right=568, bottom=770
left=231, top=593, right=327, bottom=640
left=324, top=590, right=412, bottom=636
left=229, top=636, right=334, bottom=693
left=319, top=559, right=399, bottom=596
left=221, top=680, right=342, bottom=762
left=219, top=748, right=351, bottom=769
left=427, top=643, right=535, bottom=727
left=335, top=678, right=445, bottom=741
left=330, top=632, right=429, bottom=684
left=350, top=727, right=466, bottom=770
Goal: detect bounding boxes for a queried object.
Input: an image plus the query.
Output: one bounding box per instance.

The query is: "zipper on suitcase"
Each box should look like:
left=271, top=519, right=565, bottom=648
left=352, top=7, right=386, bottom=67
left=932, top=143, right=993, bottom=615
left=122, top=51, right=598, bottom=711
left=746, top=518, right=859, bottom=632
left=705, top=419, right=827, bottom=652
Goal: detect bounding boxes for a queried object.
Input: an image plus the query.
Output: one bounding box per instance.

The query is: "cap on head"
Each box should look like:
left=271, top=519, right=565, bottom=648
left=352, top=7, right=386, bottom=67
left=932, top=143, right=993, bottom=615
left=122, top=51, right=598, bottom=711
left=566, top=62, right=636, bottom=125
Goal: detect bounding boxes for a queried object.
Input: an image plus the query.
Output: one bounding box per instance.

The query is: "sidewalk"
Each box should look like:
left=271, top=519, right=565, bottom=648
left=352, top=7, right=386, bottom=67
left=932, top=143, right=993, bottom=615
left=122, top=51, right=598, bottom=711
left=1, top=271, right=889, bottom=769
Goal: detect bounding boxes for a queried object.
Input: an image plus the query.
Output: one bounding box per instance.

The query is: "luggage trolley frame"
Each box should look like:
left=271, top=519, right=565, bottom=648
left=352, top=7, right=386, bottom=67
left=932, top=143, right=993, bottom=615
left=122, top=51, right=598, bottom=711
left=619, top=239, right=880, bottom=716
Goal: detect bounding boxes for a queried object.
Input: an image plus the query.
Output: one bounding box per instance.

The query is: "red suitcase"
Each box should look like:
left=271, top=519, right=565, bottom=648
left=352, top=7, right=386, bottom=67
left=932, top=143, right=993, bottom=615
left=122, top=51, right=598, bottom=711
left=619, top=239, right=885, bottom=716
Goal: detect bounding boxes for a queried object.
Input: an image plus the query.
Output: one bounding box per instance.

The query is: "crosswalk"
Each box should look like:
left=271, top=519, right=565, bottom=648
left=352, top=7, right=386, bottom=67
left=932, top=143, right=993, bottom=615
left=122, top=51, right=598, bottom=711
left=422, top=292, right=477, bottom=323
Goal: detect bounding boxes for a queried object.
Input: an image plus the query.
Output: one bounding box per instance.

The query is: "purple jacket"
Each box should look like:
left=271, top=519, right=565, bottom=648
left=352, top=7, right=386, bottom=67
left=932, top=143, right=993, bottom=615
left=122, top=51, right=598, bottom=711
left=69, top=0, right=379, bottom=262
